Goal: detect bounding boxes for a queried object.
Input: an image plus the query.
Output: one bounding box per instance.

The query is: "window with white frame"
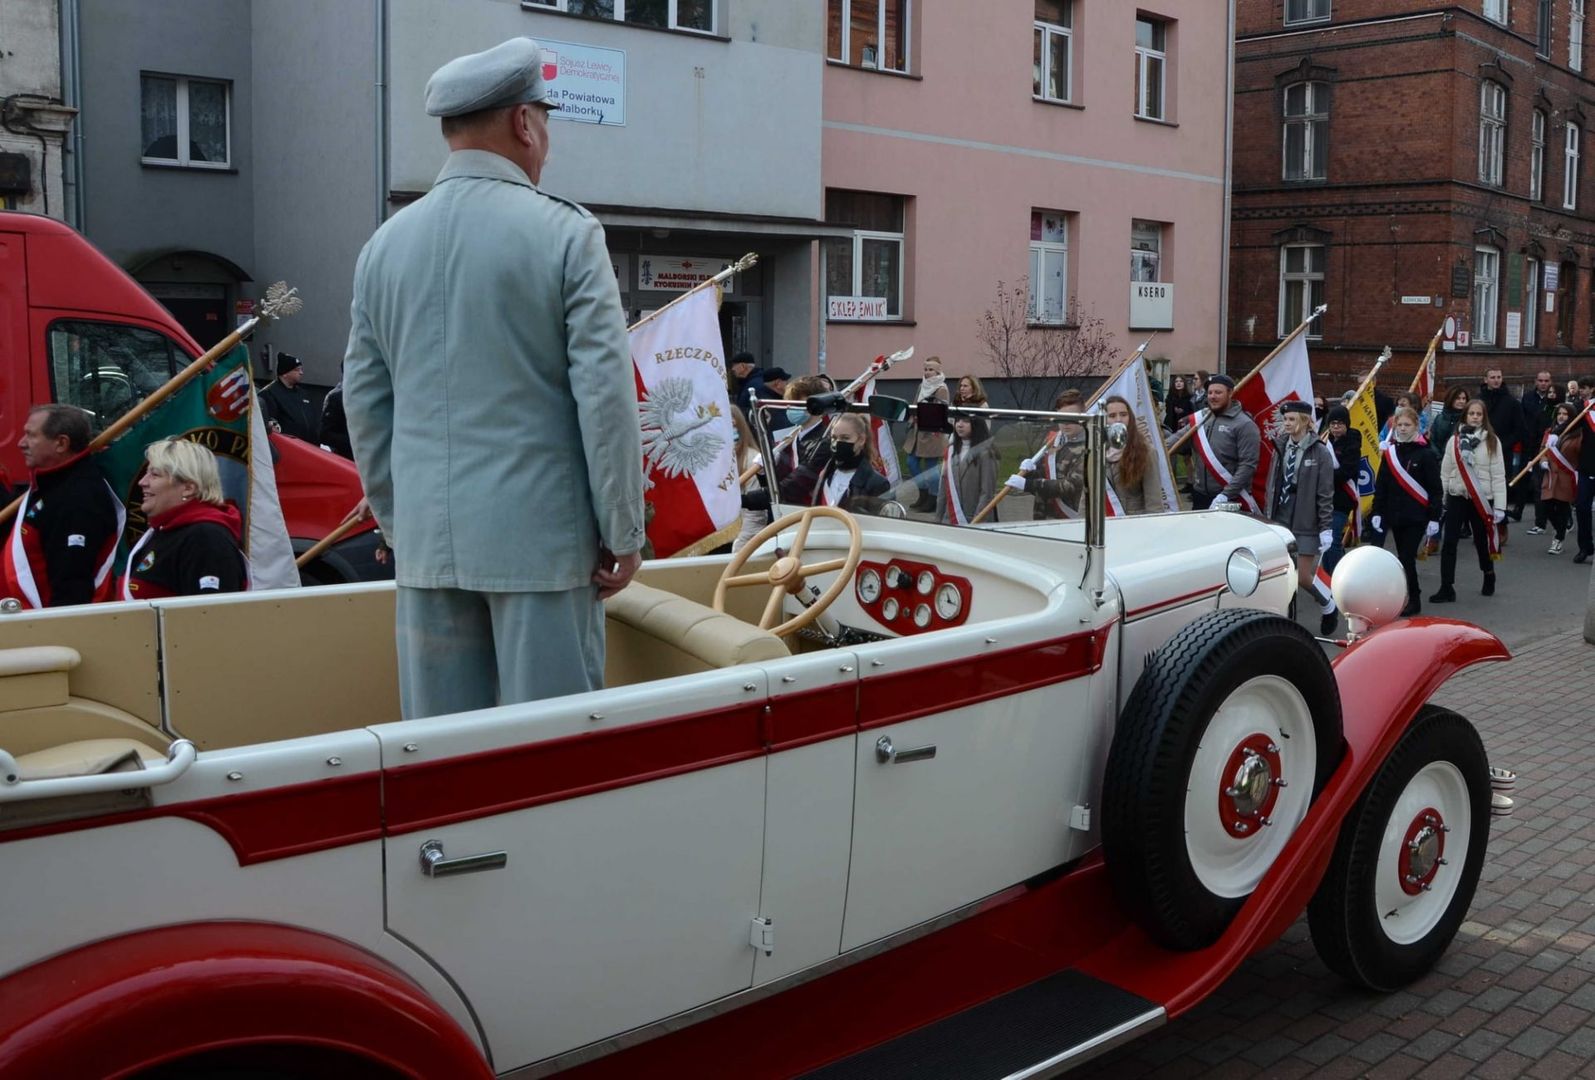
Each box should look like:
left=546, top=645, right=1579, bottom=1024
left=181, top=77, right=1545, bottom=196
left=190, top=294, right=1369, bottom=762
left=1574, top=0, right=1587, bottom=72
left=1134, top=17, right=1168, bottom=121
left=1283, top=81, right=1328, bottom=181
left=1473, top=246, right=1499, bottom=345
left=1537, top=0, right=1553, bottom=56
left=1483, top=0, right=1507, bottom=24
left=1566, top=122, right=1581, bottom=210
left=1532, top=109, right=1546, bottom=201
left=1285, top=0, right=1330, bottom=24
left=827, top=0, right=911, bottom=73
left=1279, top=244, right=1325, bottom=337
left=1033, top=1, right=1072, bottom=103
left=1478, top=81, right=1506, bottom=186
left=140, top=74, right=230, bottom=168
left=520, top=0, right=714, bottom=33
left=1131, top=220, right=1162, bottom=282
left=824, top=189, right=906, bottom=319
left=1029, top=210, right=1070, bottom=324
left=1524, top=257, right=1540, bottom=348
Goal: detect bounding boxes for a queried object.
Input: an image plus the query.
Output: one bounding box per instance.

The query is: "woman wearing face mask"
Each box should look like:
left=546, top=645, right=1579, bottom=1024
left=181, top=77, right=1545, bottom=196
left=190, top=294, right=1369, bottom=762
left=1370, top=407, right=1443, bottom=616
left=1102, top=396, right=1161, bottom=514
left=780, top=412, right=889, bottom=512
left=1321, top=404, right=1363, bottom=572
left=768, top=374, right=834, bottom=501
left=1429, top=386, right=1470, bottom=455
left=903, top=356, right=950, bottom=512
left=1004, top=389, right=1087, bottom=520
left=937, top=415, right=997, bottom=525
left=120, top=439, right=248, bottom=599
left=1432, top=399, right=1506, bottom=602
left=1537, top=402, right=1582, bottom=556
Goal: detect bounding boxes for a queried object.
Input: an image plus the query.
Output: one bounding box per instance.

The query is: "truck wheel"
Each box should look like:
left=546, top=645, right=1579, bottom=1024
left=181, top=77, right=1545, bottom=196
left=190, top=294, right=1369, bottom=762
left=1103, top=609, right=1342, bottom=951
left=1307, top=705, right=1490, bottom=991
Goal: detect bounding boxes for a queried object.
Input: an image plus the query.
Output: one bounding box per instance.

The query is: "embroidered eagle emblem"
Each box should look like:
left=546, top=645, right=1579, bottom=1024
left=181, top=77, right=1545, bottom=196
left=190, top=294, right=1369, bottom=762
left=638, top=377, right=725, bottom=489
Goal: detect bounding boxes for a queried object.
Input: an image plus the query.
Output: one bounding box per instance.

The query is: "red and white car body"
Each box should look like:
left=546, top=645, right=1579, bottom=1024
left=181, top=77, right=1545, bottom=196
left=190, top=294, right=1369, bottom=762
left=0, top=406, right=1506, bottom=1079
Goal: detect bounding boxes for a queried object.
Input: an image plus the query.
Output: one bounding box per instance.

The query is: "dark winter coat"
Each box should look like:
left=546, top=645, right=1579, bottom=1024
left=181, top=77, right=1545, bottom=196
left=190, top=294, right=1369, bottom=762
left=1478, top=384, right=1525, bottom=453
left=1328, top=428, right=1364, bottom=513
left=1371, top=440, right=1443, bottom=528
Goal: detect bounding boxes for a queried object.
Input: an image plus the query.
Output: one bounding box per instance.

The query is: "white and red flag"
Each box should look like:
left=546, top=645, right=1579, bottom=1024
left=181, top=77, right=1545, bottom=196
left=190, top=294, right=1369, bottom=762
left=1092, top=355, right=1180, bottom=513
left=852, top=368, right=902, bottom=487
left=1411, top=332, right=1438, bottom=403
left=1232, top=327, right=1316, bottom=512
left=632, top=288, right=740, bottom=557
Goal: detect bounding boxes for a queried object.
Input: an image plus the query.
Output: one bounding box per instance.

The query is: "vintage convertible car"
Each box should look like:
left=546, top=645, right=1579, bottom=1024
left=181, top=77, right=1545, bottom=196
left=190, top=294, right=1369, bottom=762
left=0, top=402, right=1507, bottom=1079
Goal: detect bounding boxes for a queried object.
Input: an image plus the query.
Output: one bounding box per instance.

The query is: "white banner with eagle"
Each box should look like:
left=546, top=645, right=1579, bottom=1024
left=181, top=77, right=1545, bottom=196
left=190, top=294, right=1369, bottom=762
left=631, top=287, right=739, bottom=557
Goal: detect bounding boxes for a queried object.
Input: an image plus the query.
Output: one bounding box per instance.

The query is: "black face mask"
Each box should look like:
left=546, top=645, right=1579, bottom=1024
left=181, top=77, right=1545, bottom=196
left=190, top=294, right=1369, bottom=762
left=831, top=441, right=863, bottom=468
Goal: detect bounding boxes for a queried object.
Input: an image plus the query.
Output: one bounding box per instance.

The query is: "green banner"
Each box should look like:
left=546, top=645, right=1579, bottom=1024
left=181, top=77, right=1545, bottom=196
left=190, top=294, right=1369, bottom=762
left=97, top=344, right=256, bottom=564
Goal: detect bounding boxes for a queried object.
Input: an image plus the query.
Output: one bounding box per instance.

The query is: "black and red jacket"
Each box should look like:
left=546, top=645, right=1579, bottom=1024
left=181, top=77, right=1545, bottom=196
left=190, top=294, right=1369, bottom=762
left=120, top=501, right=248, bottom=600
left=0, top=454, right=124, bottom=608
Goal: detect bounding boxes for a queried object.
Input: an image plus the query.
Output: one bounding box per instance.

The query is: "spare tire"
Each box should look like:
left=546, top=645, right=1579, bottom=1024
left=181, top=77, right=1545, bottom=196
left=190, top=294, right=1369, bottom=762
left=1102, top=608, right=1343, bottom=951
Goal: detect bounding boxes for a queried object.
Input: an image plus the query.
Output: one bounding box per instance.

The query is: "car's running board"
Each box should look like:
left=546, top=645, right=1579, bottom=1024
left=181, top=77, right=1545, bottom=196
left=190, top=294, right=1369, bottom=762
left=798, top=969, right=1164, bottom=1080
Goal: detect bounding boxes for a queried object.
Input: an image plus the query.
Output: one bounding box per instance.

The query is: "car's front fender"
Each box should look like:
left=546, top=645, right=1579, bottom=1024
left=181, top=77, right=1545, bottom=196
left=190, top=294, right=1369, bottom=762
left=0, top=921, right=492, bottom=1080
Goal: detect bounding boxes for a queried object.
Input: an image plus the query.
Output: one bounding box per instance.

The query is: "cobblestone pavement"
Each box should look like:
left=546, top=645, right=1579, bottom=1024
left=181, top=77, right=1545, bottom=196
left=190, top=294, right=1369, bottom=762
left=1075, top=628, right=1595, bottom=1079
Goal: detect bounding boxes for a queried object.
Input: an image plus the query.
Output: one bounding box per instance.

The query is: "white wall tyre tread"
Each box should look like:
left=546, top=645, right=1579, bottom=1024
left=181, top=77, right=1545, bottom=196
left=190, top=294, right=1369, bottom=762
left=1103, top=609, right=1343, bottom=952
left=1307, top=705, right=1491, bottom=991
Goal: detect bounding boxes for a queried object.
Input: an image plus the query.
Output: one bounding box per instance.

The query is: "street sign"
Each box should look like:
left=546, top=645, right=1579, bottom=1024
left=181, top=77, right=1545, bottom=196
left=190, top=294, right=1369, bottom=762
left=1400, top=295, right=1433, bottom=305
left=828, top=296, right=889, bottom=320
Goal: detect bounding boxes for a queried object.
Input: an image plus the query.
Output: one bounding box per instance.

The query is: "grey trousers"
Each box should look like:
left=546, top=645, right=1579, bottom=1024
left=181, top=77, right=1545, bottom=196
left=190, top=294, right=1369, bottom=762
left=395, top=585, right=605, bottom=720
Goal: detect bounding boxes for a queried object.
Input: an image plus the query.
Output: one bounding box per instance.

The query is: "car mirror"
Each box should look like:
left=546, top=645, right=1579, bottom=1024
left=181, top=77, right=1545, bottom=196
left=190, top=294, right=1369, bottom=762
left=868, top=395, right=910, bottom=423
left=914, top=399, right=951, bottom=433
left=805, top=392, right=847, bottom=415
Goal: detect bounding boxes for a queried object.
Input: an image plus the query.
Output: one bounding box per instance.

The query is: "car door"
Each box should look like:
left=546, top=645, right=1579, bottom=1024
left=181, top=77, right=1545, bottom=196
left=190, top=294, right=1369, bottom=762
left=840, top=608, right=1114, bottom=951
left=375, top=668, right=769, bottom=1072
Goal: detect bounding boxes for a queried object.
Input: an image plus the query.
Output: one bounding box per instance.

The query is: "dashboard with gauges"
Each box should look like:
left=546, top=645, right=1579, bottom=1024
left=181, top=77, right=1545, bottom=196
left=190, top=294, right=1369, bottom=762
left=852, top=558, right=972, bottom=635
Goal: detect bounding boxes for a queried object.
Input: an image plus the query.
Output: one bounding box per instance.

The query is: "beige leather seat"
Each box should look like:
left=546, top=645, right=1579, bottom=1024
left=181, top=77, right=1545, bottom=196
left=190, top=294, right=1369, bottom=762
left=12, top=738, right=166, bottom=781
left=0, top=645, right=170, bottom=758
left=604, top=582, right=789, bottom=685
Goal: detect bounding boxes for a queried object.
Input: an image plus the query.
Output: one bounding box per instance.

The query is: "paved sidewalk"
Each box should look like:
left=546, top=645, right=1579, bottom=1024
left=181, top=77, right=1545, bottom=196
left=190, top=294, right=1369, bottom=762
left=1077, top=629, right=1595, bottom=1079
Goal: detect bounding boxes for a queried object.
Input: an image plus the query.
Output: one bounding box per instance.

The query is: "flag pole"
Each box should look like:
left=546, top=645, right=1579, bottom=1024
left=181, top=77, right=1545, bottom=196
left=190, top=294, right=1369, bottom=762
left=1511, top=400, right=1594, bottom=485
left=1348, top=346, right=1394, bottom=413
left=1168, top=303, right=1327, bottom=455
left=629, top=253, right=757, bottom=334
left=1407, top=324, right=1444, bottom=396
left=0, top=282, right=303, bottom=529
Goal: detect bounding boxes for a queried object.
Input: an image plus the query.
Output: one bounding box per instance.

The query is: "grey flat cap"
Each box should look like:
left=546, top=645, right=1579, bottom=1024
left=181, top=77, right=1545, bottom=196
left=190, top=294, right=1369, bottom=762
left=425, top=37, right=559, bottom=118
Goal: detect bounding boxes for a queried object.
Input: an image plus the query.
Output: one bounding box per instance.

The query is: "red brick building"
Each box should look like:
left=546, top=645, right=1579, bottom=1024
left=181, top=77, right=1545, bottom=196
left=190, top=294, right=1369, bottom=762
left=1230, top=1, right=1595, bottom=397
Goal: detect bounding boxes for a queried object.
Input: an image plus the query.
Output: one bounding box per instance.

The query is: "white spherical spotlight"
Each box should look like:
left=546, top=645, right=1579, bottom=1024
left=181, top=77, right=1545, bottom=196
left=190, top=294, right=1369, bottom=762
left=1330, top=545, right=1407, bottom=640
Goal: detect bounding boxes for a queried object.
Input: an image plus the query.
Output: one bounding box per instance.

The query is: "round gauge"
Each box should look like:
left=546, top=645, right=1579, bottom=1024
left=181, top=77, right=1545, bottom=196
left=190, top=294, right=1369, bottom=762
left=935, top=583, right=963, bottom=620
left=857, top=568, right=882, bottom=604
left=916, top=570, right=936, bottom=595
left=882, top=597, right=900, bottom=621
left=886, top=565, right=909, bottom=590
left=913, top=603, right=933, bottom=628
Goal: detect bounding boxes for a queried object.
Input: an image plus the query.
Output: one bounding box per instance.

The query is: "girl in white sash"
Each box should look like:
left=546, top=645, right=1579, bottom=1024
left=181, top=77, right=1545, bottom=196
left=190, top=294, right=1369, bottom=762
left=1538, top=402, right=1582, bottom=555
left=1370, top=407, right=1442, bottom=616
left=937, top=416, right=997, bottom=526
left=1101, top=395, right=1161, bottom=514
left=1432, top=400, right=1507, bottom=602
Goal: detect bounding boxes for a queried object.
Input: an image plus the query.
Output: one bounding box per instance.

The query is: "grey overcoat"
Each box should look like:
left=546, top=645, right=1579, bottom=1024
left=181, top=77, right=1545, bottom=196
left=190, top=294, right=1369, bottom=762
left=344, top=149, right=646, bottom=592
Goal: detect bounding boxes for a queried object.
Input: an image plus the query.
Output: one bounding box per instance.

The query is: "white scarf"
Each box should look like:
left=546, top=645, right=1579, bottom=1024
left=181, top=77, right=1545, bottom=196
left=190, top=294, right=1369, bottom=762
left=916, top=372, right=946, bottom=402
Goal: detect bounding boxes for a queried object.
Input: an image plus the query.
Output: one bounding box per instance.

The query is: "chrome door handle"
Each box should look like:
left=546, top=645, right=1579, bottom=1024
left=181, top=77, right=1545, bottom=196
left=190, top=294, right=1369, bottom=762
left=419, top=839, right=507, bottom=878
left=875, top=735, right=936, bottom=765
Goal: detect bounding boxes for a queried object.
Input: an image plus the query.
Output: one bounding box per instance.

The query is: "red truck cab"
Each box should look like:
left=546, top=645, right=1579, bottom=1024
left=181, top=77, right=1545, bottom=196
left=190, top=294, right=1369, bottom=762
left=0, top=211, right=389, bottom=585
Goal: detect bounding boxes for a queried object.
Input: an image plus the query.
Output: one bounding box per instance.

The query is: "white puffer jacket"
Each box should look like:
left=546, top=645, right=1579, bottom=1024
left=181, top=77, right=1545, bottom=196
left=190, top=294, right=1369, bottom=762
left=1439, top=429, right=1508, bottom=512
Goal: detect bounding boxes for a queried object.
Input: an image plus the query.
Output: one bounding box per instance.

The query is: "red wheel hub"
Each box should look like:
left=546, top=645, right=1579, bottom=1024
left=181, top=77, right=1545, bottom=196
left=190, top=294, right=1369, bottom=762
left=1399, top=806, right=1447, bottom=896
left=1217, top=733, right=1284, bottom=838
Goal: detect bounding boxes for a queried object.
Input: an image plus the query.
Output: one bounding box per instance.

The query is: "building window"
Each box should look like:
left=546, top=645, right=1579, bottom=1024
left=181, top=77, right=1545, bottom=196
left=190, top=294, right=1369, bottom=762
left=1483, top=0, right=1507, bottom=24
left=521, top=0, right=715, bottom=33
left=1284, top=0, right=1329, bottom=25
left=1279, top=244, right=1325, bottom=338
left=1537, top=0, right=1553, bottom=55
left=1575, top=0, right=1587, bottom=72
left=1524, top=257, right=1539, bottom=348
left=1130, top=220, right=1162, bottom=282
left=140, top=74, right=230, bottom=168
left=1283, top=81, right=1328, bottom=181
left=1531, top=109, right=1546, bottom=202
left=824, top=190, right=905, bottom=319
left=1134, top=17, right=1167, bottom=121
left=1033, top=1, right=1073, bottom=104
left=827, top=0, right=911, bottom=73
left=1566, top=122, right=1581, bottom=210
left=1478, top=81, right=1506, bottom=187
left=1473, top=247, right=1499, bottom=346
left=1029, top=211, right=1070, bottom=324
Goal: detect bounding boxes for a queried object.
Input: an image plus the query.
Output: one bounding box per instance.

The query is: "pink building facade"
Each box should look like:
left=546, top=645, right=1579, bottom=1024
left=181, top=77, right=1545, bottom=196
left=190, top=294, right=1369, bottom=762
left=819, top=0, right=1236, bottom=390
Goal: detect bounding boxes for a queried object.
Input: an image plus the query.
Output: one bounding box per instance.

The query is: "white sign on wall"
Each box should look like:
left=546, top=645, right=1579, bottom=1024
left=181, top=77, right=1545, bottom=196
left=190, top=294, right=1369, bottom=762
left=540, top=38, right=626, bottom=126
left=1128, top=281, right=1174, bottom=329
left=828, top=296, right=889, bottom=321
left=638, top=256, right=733, bottom=292
left=1505, top=311, right=1522, bottom=349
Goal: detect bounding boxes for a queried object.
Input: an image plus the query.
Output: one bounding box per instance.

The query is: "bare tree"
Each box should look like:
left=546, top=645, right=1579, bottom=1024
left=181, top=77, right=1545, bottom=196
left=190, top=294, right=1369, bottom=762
left=976, top=279, right=1118, bottom=412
